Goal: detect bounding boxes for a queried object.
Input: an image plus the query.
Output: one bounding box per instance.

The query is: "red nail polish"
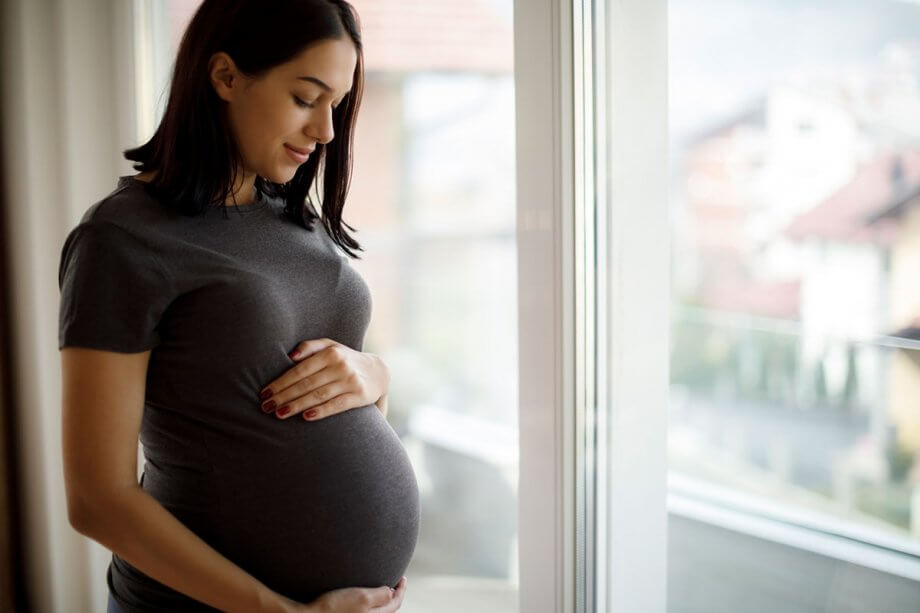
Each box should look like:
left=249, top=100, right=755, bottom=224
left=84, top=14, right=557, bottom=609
left=276, top=405, right=291, bottom=417
left=261, top=400, right=276, bottom=413
left=305, top=409, right=317, bottom=419
left=260, top=388, right=273, bottom=400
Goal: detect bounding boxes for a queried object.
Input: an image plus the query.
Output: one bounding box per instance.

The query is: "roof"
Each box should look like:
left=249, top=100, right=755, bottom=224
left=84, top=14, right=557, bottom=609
left=784, top=150, right=920, bottom=244
left=350, top=0, right=513, bottom=73
left=166, top=1, right=514, bottom=74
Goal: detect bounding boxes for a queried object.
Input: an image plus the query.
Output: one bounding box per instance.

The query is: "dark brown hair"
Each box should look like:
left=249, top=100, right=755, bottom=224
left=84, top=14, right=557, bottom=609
left=124, top=0, right=366, bottom=258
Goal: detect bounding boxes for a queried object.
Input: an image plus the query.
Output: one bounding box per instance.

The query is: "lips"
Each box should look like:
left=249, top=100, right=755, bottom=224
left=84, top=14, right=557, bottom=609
left=285, top=144, right=315, bottom=155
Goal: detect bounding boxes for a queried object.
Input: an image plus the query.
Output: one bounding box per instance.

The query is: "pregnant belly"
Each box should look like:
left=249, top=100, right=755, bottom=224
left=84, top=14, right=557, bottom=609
left=206, top=404, right=419, bottom=603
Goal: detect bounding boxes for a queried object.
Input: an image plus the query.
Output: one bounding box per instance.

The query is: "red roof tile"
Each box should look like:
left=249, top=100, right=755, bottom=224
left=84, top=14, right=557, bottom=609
left=784, top=150, right=920, bottom=244
left=350, top=0, right=513, bottom=73
left=167, top=1, right=513, bottom=73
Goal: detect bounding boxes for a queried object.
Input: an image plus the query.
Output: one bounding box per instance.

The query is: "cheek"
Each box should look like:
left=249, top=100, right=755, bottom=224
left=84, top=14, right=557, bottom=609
left=227, top=103, right=264, bottom=161
left=258, top=104, right=300, bottom=154
left=229, top=93, right=302, bottom=175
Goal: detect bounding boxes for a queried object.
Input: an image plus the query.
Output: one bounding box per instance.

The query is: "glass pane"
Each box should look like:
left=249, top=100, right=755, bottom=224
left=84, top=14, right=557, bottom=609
left=145, top=2, right=519, bottom=611
left=669, top=0, right=920, bottom=610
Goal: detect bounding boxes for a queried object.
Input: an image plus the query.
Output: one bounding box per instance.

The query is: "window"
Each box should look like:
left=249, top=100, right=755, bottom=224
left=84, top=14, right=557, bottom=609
left=667, top=0, right=920, bottom=610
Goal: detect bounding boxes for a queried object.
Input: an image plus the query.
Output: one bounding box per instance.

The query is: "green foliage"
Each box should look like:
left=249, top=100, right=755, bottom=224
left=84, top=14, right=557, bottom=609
left=854, top=482, right=912, bottom=530
left=842, top=344, right=860, bottom=408
left=814, top=360, right=828, bottom=405
left=886, top=439, right=916, bottom=484
left=670, top=315, right=799, bottom=405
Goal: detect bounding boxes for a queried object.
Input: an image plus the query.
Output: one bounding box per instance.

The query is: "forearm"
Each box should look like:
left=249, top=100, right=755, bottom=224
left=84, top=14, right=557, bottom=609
left=74, top=486, right=298, bottom=613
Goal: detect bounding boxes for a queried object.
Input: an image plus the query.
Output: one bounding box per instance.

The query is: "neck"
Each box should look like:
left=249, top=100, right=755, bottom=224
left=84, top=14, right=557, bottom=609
left=227, top=170, right=257, bottom=206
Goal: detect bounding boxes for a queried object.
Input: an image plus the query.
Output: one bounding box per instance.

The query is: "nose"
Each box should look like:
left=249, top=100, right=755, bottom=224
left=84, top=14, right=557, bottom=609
left=304, top=105, right=335, bottom=145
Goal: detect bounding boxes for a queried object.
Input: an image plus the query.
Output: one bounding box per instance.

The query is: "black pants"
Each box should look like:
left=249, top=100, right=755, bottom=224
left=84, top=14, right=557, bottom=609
left=107, top=592, right=125, bottom=613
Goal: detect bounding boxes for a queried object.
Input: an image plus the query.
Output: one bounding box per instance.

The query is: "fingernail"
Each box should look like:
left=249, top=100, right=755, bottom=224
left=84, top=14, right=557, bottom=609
left=276, top=405, right=291, bottom=417
left=261, top=400, right=276, bottom=413
left=288, top=350, right=300, bottom=359
left=260, top=388, right=273, bottom=400
left=305, top=409, right=317, bottom=419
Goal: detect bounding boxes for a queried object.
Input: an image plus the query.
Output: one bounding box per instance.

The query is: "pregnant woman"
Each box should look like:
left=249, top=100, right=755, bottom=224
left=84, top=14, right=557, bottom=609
left=57, top=1, right=419, bottom=611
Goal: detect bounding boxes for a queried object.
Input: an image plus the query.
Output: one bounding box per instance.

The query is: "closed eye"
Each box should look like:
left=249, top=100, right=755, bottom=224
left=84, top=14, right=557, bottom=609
left=293, top=95, right=314, bottom=109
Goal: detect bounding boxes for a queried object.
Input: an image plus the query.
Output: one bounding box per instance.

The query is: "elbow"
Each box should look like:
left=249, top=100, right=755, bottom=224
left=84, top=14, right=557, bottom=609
left=66, top=491, right=110, bottom=537
left=67, top=501, right=94, bottom=536
left=65, top=480, right=96, bottom=535
left=67, top=491, right=105, bottom=537
left=67, top=485, right=138, bottom=537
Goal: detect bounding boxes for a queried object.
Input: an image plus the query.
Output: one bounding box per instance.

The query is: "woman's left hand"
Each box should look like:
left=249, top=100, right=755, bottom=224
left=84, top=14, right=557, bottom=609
left=258, top=338, right=390, bottom=421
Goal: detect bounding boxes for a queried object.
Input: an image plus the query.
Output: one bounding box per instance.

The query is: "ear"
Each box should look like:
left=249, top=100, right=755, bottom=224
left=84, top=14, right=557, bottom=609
left=209, top=52, right=239, bottom=102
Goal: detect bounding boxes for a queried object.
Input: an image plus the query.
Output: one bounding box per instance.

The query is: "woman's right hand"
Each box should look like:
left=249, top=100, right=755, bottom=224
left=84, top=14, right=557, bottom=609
left=275, top=576, right=408, bottom=612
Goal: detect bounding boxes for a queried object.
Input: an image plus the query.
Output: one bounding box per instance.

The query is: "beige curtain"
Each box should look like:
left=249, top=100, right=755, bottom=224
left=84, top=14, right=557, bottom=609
left=1, top=1, right=138, bottom=611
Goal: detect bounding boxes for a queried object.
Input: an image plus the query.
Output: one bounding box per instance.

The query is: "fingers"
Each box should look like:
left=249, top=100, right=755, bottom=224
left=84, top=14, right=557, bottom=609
left=277, top=382, right=349, bottom=421
left=265, top=374, right=342, bottom=419
left=362, top=584, right=397, bottom=609
left=258, top=344, right=347, bottom=410
left=298, top=391, right=363, bottom=421
left=374, top=577, right=407, bottom=612
left=288, top=337, right=336, bottom=360
left=257, top=341, right=374, bottom=421
left=260, top=350, right=327, bottom=402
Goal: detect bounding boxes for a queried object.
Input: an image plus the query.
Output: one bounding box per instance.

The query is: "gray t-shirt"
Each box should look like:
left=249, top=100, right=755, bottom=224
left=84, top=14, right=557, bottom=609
left=58, top=176, right=420, bottom=612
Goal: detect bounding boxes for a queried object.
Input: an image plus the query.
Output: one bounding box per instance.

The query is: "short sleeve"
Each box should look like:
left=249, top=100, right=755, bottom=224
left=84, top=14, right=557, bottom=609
left=58, top=221, right=174, bottom=353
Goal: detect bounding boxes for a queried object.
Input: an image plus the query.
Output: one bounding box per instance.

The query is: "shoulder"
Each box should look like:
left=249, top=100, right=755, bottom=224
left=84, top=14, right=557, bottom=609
left=60, top=178, right=181, bottom=284
left=77, top=177, right=175, bottom=237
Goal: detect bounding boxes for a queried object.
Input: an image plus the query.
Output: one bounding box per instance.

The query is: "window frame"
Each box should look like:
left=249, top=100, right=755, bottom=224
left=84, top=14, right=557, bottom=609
left=515, top=1, right=670, bottom=612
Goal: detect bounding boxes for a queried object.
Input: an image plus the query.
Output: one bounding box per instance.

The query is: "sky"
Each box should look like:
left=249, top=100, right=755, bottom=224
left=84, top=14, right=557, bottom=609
left=669, top=0, right=920, bottom=145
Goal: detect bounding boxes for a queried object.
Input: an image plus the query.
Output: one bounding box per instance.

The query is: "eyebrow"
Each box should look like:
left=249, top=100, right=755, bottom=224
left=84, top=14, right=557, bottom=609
left=297, top=76, right=333, bottom=91
left=296, top=75, right=353, bottom=100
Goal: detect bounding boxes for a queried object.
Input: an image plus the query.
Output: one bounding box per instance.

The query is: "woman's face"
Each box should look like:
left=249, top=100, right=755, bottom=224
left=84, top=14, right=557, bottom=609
left=210, top=37, right=358, bottom=185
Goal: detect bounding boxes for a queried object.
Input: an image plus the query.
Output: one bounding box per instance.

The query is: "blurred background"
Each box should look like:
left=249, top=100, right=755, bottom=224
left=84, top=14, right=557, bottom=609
left=668, top=0, right=920, bottom=548
left=1, top=0, right=920, bottom=612
left=666, top=0, right=920, bottom=609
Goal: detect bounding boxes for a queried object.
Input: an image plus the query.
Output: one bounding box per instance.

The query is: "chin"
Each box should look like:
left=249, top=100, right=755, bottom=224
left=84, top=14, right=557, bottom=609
left=262, top=167, right=298, bottom=185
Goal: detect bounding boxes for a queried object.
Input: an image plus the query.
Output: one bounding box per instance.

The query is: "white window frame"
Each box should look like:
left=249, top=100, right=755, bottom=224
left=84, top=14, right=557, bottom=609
left=514, top=1, right=669, bottom=612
